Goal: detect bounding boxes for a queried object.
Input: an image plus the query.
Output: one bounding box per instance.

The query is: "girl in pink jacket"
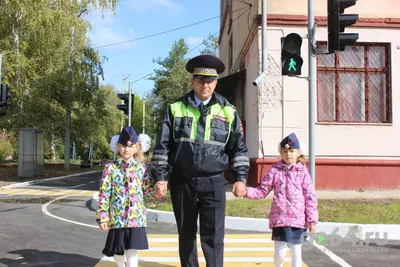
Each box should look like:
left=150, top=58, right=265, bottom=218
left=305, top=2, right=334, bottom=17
left=245, top=133, right=318, bottom=267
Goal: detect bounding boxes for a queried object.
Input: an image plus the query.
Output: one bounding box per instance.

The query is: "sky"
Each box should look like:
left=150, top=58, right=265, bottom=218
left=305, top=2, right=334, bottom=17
left=85, top=0, right=221, bottom=97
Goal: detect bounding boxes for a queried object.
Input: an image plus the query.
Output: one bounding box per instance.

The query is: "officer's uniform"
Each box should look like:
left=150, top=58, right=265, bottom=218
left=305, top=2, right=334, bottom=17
left=151, top=55, right=249, bottom=267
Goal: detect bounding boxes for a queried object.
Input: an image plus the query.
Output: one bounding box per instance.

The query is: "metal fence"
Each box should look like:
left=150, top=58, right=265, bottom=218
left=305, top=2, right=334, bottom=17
left=316, top=42, right=391, bottom=123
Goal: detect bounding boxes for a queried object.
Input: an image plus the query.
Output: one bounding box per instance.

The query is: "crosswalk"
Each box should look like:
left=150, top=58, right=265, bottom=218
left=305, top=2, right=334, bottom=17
left=0, top=187, right=95, bottom=197
left=95, top=234, right=308, bottom=267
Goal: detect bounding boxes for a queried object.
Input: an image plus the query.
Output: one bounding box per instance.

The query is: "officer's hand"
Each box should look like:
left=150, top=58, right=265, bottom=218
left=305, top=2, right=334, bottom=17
left=232, top=181, right=246, bottom=198
left=154, top=181, right=168, bottom=198
left=99, top=222, right=108, bottom=231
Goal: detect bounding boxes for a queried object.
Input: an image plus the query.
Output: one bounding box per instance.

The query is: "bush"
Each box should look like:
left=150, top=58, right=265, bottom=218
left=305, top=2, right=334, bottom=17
left=0, top=139, right=14, bottom=161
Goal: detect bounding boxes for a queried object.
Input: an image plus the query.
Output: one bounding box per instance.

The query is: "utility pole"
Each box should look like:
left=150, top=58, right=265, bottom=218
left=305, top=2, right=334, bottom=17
left=308, top=0, right=316, bottom=186
left=128, top=82, right=132, bottom=126
left=64, top=8, right=87, bottom=170
left=64, top=18, right=75, bottom=170
left=142, top=100, right=145, bottom=134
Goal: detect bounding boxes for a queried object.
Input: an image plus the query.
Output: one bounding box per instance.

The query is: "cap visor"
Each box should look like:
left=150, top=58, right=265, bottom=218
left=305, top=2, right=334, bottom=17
left=193, top=75, right=217, bottom=82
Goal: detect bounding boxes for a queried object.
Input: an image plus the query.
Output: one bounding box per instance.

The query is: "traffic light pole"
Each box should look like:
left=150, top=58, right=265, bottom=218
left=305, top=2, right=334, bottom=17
left=308, top=0, right=316, bottom=187
left=128, top=82, right=132, bottom=126
left=252, top=0, right=267, bottom=86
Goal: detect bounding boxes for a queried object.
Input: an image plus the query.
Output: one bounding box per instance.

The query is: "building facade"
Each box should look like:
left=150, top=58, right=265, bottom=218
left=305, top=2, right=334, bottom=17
left=217, top=0, right=400, bottom=189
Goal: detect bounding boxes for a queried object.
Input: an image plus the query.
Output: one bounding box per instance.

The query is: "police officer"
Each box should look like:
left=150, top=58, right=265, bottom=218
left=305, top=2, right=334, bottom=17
left=151, top=54, right=249, bottom=267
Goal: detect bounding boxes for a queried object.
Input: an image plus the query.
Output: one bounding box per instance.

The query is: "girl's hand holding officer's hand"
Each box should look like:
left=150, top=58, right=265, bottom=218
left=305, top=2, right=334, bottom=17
left=99, top=222, right=108, bottom=231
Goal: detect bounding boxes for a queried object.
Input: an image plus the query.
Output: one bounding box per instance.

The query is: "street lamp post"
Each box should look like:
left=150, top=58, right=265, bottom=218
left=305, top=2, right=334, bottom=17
left=64, top=8, right=87, bottom=170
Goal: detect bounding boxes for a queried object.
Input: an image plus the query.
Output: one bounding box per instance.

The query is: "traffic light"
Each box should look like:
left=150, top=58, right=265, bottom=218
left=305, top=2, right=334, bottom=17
left=0, top=84, right=11, bottom=108
left=281, top=33, right=303, bottom=76
left=0, top=84, right=11, bottom=117
left=328, top=0, right=359, bottom=52
left=116, top=93, right=134, bottom=115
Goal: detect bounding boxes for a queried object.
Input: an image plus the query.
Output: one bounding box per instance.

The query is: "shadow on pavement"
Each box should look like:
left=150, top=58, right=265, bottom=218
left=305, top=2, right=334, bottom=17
left=0, top=249, right=99, bottom=267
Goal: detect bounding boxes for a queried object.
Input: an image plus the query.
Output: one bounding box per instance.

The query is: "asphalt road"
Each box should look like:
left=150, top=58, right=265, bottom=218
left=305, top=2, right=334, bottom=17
left=0, top=172, right=399, bottom=267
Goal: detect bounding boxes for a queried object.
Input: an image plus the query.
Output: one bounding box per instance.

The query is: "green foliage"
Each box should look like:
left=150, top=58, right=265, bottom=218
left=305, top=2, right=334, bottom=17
left=200, top=33, right=219, bottom=56
left=147, top=35, right=220, bottom=136
left=0, top=139, right=14, bottom=161
left=149, top=39, right=191, bottom=133
left=0, top=0, right=119, bottom=163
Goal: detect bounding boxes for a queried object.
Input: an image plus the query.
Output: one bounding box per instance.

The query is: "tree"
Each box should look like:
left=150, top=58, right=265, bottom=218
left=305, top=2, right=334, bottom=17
left=72, top=84, right=122, bottom=160
left=0, top=0, right=119, bottom=165
left=200, top=33, right=219, bottom=56
left=149, top=39, right=191, bottom=132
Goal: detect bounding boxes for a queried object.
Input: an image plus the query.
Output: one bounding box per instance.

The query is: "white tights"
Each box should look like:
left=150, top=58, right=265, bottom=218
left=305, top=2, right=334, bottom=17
left=274, top=241, right=302, bottom=267
left=114, top=249, right=138, bottom=267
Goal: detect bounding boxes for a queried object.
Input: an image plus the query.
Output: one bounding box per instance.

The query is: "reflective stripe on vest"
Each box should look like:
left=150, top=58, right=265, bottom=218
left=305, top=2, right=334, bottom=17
left=170, top=101, right=236, bottom=145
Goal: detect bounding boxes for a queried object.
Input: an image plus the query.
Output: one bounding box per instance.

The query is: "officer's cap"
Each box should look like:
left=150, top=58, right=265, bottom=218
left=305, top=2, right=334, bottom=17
left=280, top=133, right=300, bottom=150
left=118, top=126, right=138, bottom=146
left=186, top=55, right=225, bottom=81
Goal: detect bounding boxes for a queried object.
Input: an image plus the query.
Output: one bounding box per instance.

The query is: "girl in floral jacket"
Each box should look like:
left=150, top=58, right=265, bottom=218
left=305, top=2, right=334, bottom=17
left=244, top=133, right=318, bottom=267
left=96, top=126, right=153, bottom=267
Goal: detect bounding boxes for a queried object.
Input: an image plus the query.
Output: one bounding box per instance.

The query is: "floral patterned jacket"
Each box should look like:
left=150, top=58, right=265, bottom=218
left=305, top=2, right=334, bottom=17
left=246, top=160, right=318, bottom=229
left=96, top=159, right=153, bottom=229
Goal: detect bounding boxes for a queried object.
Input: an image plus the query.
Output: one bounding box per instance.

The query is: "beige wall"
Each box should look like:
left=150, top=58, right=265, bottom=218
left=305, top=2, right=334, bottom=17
left=268, top=0, right=400, bottom=18
left=219, top=0, right=400, bottom=159
left=244, top=36, right=261, bottom=156
left=256, top=24, right=400, bottom=159
left=219, top=0, right=259, bottom=76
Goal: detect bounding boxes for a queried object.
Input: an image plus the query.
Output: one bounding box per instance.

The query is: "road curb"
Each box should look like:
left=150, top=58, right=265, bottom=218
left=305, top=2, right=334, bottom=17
left=89, top=194, right=400, bottom=241
left=0, top=170, right=102, bottom=189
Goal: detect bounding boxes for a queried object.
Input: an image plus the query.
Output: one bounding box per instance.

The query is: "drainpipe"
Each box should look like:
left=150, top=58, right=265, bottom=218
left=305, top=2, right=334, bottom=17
left=253, top=0, right=267, bottom=86
left=253, top=0, right=267, bottom=173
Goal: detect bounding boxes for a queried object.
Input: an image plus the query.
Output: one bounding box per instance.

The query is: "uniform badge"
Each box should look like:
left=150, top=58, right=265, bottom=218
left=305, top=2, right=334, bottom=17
left=213, top=115, right=227, bottom=122
left=127, top=141, right=132, bottom=146
left=285, top=144, right=290, bottom=149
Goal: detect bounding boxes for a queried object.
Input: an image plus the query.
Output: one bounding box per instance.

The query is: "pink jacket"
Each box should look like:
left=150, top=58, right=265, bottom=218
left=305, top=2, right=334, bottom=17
left=246, top=160, right=318, bottom=229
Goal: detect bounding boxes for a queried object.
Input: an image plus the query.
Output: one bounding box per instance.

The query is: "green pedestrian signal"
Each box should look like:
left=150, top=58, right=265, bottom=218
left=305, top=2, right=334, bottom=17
left=281, top=33, right=303, bottom=76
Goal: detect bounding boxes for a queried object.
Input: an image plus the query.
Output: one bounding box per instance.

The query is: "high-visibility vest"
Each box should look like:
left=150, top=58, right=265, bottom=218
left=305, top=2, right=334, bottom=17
left=170, top=101, right=236, bottom=146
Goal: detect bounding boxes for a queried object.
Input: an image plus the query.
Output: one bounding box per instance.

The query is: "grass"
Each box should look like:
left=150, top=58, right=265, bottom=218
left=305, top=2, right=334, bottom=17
left=145, top=197, right=400, bottom=224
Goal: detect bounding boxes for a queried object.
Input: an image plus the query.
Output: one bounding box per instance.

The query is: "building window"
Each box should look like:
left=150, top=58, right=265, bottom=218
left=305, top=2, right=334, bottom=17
left=317, top=42, right=391, bottom=123
left=228, top=0, right=233, bottom=33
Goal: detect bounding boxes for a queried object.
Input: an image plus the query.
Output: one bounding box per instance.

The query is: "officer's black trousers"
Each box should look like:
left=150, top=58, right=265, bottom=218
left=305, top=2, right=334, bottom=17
left=170, top=175, right=226, bottom=267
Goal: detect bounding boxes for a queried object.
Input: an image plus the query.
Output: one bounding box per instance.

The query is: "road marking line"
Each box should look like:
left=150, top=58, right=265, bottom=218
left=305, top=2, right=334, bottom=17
left=137, top=257, right=289, bottom=262
left=145, top=247, right=275, bottom=251
left=41, top=193, right=98, bottom=228
left=69, top=183, right=87, bottom=189
left=312, top=240, right=352, bottom=267
left=147, top=238, right=273, bottom=243
left=0, top=188, right=95, bottom=197
left=96, top=255, right=294, bottom=264
left=0, top=188, right=27, bottom=195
